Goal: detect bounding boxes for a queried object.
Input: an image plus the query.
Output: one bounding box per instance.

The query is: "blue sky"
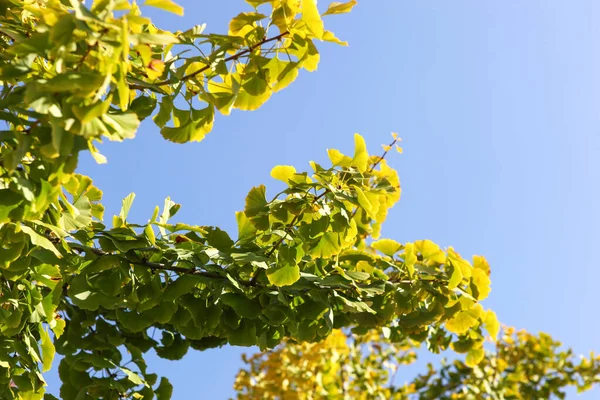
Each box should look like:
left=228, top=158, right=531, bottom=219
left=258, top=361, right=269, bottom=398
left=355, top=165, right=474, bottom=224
left=48, top=0, right=600, bottom=397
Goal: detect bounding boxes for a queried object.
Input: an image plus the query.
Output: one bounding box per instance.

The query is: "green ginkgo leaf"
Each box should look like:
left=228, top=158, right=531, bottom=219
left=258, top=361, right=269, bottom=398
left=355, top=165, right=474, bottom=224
left=267, top=264, right=300, bottom=287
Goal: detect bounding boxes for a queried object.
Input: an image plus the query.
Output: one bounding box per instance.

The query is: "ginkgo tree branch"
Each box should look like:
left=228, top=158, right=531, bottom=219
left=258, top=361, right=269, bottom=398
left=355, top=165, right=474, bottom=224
left=68, top=242, right=230, bottom=282
left=129, top=31, right=290, bottom=90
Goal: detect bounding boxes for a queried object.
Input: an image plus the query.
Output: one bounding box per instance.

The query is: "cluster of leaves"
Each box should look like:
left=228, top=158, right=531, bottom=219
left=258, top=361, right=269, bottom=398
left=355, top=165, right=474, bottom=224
left=234, top=327, right=600, bottom=399
left=234, top=328, right=419, bottom=399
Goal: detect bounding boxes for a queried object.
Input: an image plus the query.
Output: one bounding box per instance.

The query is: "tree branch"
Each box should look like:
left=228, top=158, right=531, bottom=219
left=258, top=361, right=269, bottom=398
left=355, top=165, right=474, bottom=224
left=67, top=242, right=229, bottom=282
left=129, top=31, right=290, bottom=90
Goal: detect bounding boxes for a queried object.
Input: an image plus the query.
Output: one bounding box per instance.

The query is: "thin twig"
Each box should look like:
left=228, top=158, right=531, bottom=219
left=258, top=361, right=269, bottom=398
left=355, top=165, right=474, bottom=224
left=368, top=137, right=400, bottom=173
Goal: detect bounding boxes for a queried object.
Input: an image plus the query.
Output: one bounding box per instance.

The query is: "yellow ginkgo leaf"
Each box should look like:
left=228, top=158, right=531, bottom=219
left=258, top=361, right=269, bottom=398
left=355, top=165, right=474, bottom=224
left=302, top=0, right=324, bottom=39
left=415, top=239, right=446, bottom=264
left=146, top=59, right=165, bottom=80
left=465, top=346, right=485, bottom=367
left=327, top=148, right=352, bottom=167
left=352, top=133, right=368, bottom=173
left=445, top=310, right=478, bottom=335
left=483, top=309, right=500, bottom=339
left=473, top=255, right=491, bottom=276
left=144, top=0, right=184, bottom=16
left=471, top=268, right=491, bottom=300
left=270, top=165, right=297, bottom=184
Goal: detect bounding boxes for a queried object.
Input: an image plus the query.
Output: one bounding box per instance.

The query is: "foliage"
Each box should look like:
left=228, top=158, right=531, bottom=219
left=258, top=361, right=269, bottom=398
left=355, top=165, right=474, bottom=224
left=234, top=328, right=418, bottom=399
left=0, top=1, right=501, bottom=398
left=234, top=327, right=600, bottom=399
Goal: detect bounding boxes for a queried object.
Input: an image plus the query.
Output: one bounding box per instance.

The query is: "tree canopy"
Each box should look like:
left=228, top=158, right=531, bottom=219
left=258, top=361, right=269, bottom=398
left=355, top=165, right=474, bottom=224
left=0, top=0, right=596, bottom=399
left=234, top=327, right=600, bottom=399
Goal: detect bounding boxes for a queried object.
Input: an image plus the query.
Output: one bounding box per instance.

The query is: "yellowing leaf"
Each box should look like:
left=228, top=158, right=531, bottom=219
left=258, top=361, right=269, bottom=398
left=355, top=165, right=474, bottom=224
left=52, top=318, right=66, bottom=339
left=473, top=255, right=491, bottom=276
left=403, top=243, right=417, bottom=276
left=446, top=310, right=478, bottom=335
left=310, top=232, right=341, bottom=259
left=327, top=148, right=352, bottom=167
left=322, top=0, right=358, bottom=16
left=302, top=0, right=324, bottom=39
left=352, top=133, right=368, bottom=173
left=40, top=326, right=55, bottom=372
left=395, top=145, right=403, bottom=154
left=483, top=309, right=500, bottom=339
left=234, top=86, right=273, bottom=111
left=229, top=12, right=267, bottom=36
left=185, top=61, right=207, bottom=78
left=271, top=165, right=297, bottom=184
left=355, top=187, right=373, bottom=214
left=415, top=240, right=446, bottom=264
left=471, top=268, right=491, bottom=300
left=143, top=0, right=184, bottom=15
left=465, top=346, right=485, bottom=367
left=267, top=264, right=300, bottom=286
left=447, top=248, right=472, bottom=279
left=372, top=238, right=401, bottom=257
left=322, top=30, right=348, bottom=46
left=356, top=260, right=373, bottom=273
left=144, top=224, right=156, bottom=246
left=448, top=263, right=463, bottom=290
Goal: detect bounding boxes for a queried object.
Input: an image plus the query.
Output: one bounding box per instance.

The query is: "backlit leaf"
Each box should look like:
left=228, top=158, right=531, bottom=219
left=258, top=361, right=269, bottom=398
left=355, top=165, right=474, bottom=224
left=270, top=165, right=297, bottom=184
left=322, top=0, right=358, bottom=16
left=302, top=0, right=324, bottom=39
left=143, top=0, right=184, bottom=15
left=267, top=264, right=300, bottom=286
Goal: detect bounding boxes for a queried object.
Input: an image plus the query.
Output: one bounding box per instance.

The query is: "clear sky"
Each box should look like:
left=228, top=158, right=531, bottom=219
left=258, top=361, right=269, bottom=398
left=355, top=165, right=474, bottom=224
left=47, top=0, right=600, bottom=398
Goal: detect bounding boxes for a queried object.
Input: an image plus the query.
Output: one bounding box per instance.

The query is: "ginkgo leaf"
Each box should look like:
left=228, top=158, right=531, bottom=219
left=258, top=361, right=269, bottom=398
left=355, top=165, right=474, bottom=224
left=143, top=0, right=184, bottom=15
left=471, top=268, right=491, bottom=300
left=465, top=346, right=485, bottom=367
left=245, top=185, right=268, bottom=217
left=403, top=243, right=417, bottom=276
left=322, top=0, right=358, bottom=16
left=448, top=263, right=463, bottom=290
left=267, top=264, right=300, bottom=286
left=309, top=232, right=342, bottom=259
left=327, top=148, right=352, bottom=167
left=120, top=192, right=135, bottom=221
left=271, top=165, right=297, bottom=184
left=483, top=309, right=500, bottom=339
left=352, top=133, right=368, bottom=172
left=372, top=238, right=401, bottom=256
left=415, top=240, right=446, bottom=264
left=446, top=310, right=478, bottom=335
left=322, top=30, right=348, bottom=46
left=20, top=225, right=62, bottom=258
left=355, top=187, right=373, bottom=214
left=40, top=326, right=55, bottom=372
left=302, top=0, right=324, bottom=39
left=473, top=255, right=491, bottom=276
